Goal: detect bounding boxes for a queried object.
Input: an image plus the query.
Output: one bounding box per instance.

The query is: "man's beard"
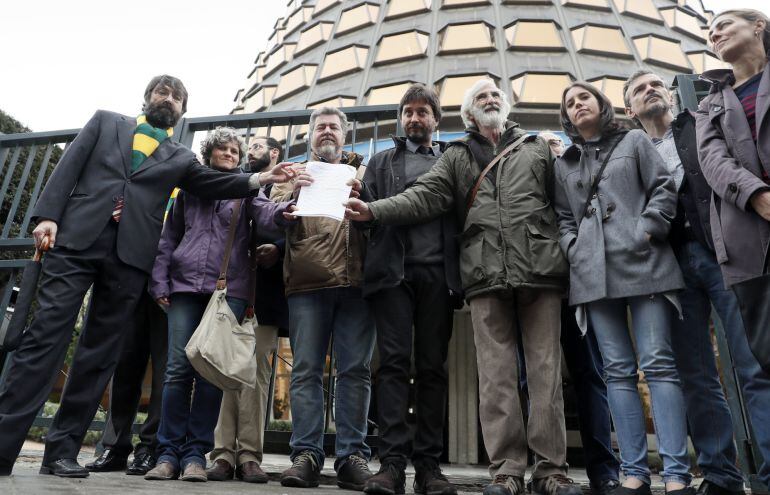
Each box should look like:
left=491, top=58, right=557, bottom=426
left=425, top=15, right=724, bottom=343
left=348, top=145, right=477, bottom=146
left=471, top=105, right=506, bottom=130
left=406, top=124, right=432, bottom=144
left=638, top=99, right=670, bottom=121
left=314, top=138, right=341, bottom=162
left=145, top=101, right=181, bottom=128
left=248, top=153, right=272, bottom=172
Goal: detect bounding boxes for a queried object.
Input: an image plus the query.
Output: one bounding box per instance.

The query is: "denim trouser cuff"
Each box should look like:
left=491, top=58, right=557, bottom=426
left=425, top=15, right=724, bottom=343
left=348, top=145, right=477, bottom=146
left=661, top=475, right=692, bottom=486
left=157, top=455, right=179, bottom=471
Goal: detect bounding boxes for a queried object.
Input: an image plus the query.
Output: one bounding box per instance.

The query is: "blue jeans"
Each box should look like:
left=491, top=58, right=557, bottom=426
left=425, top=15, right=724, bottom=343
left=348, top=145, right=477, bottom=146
left=588, top=295, right=691, bottom=486
left=156, top=292, right=248, bottom=470
left=673, top=241, right=744, bottom=490
left=287, top=287, right=375, bottom=470
left=678, top=240, right=770, bottom=487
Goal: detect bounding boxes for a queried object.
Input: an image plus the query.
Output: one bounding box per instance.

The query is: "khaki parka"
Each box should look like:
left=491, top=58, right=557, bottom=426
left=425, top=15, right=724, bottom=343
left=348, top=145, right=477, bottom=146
left=271, top=151, right=367, bottom=295
left=368, top=122, right=568, bottom=300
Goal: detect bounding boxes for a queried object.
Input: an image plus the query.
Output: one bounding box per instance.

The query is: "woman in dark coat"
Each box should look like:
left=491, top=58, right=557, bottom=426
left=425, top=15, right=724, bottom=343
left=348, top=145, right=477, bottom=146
left=553, top=82, right=690, bottom=495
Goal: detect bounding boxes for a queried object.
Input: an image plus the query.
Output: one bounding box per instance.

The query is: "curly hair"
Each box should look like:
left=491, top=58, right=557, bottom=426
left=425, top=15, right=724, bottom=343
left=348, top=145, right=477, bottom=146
left=559, top=81, right=623, bottom=144
left=200, top=126, right=247, bottom=166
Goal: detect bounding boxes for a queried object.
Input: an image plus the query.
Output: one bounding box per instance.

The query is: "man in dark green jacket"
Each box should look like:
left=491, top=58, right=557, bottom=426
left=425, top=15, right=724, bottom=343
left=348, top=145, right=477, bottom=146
left=346, top=79, right=576, bottom=495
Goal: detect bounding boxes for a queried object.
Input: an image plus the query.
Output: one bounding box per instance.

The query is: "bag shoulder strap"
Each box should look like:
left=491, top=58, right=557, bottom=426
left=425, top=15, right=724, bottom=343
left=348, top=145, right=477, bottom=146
left=466, top=134, right=530, bottom=212
left=579, top=136, right=624, bottom=220
left=216, top=200, right=244, bottom=290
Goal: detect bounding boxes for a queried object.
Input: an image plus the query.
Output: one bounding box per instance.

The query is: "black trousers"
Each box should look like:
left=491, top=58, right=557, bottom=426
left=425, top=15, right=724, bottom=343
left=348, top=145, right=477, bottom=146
left=0, top=222, right=147, bottom=470
left=97, top=290, right=167, bottom=458
left=370, top=264, right=454, bottom=466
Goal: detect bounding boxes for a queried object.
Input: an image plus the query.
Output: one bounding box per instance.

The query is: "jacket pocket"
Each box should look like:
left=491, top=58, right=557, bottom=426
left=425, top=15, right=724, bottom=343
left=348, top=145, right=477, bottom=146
left=288, top=232, right=335, bottom=285
left=458, top=224, right=486, bottom=284
left=525, top=223, right=568, bottom=277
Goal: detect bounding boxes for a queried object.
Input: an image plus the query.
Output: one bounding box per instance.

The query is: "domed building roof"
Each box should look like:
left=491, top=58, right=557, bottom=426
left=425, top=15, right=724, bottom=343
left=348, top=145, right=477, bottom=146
left=232, top=0, right=725, bottom=136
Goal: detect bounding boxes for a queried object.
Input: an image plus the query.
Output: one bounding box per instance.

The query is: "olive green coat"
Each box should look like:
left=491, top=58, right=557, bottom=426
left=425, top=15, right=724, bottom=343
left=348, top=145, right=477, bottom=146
left=369, top=123, right=568, bottom=300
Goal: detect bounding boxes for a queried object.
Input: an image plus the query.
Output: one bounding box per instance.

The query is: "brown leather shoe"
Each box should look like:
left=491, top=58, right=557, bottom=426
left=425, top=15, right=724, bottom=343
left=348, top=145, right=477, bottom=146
left=180, top=462, right=207, bottom=482
left=237, top=461, right=269, bottom=483
left=144, top=461, right=178, bottom=481
left=206, top=459, right=234, bottom=481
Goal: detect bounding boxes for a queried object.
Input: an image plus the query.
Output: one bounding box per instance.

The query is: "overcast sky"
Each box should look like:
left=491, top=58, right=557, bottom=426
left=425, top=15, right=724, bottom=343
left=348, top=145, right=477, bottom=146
left=1, top=0, right=768, bottom=132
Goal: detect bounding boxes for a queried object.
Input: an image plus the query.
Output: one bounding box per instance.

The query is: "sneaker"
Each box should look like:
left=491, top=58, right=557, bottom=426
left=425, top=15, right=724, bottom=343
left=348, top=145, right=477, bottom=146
left=337, top=452, right=373, bottom=491
left=530, top=474, right=582, bottom=495
left=414, top=459, right=457, bottom=495
left=484, top=474, right=525, bottom=495
left=144, top=461, right=178, bottom=480
left=281, top=451, right=320, bottom=488
left=591, top=479, right=620, bottom=495
left=364, top=462, right=406, bottom=494
left=180, top=462, right=207, bottom=482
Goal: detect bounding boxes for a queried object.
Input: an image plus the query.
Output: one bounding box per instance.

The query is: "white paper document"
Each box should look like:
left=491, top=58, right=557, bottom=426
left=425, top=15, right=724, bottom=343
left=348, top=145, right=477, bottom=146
left=294, top=161, right=356, bottom=221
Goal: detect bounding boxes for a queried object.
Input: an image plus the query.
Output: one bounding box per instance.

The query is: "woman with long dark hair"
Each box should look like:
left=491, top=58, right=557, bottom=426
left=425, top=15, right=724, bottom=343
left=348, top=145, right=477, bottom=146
left=553, top=82, right=690, bottom=495
left=696, top=8, right=770, bottom=487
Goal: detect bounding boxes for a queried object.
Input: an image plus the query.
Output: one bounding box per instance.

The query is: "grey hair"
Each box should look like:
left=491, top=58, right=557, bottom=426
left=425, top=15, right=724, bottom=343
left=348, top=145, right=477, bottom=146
left=622, top=69, right=656, bottom=108
left=460, top=78, right=511, bottom=128
left=309, top=106, right=350, bottom=135
left=200, top=126, right=247, bottom=166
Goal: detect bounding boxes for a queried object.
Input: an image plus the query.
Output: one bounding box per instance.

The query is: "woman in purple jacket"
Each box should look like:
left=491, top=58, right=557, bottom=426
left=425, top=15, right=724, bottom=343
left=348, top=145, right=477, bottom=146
left=145, top=127, right=290, bottom=482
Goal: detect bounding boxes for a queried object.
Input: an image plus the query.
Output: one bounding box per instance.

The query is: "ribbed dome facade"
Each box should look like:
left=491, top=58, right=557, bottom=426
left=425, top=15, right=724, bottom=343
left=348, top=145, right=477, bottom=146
left=232, top=0, right=725, bottom=133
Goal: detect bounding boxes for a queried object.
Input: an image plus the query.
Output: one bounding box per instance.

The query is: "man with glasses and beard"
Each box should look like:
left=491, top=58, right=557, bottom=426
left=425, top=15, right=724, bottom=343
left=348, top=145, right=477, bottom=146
left=0, top=75, right=295, bottom=478
left=351, top=84, right=461, bottom=495
left=345, top=78, right=579, bottom=495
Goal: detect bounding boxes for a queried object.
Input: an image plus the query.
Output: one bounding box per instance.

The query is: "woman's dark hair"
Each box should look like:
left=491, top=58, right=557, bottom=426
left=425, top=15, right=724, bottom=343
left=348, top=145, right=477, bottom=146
left=712, top=9, right=770, bottom=58
left=559, top=81, right=622, bottom=144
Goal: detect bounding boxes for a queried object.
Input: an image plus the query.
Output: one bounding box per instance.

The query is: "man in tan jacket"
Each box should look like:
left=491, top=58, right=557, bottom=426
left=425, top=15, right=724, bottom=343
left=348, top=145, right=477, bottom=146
left=271, top=106, right=374, bottom=492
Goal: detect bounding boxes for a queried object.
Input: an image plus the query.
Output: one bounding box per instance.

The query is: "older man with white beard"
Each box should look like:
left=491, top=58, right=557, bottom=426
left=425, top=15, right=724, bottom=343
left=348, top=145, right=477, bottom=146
left=271, top=107, right=374, bottom=492
left=345, top=79, right=578, bottom=495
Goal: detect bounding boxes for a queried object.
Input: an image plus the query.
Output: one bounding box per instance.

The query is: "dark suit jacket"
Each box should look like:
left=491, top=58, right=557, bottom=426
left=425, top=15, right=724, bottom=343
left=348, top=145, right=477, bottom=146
left=32, top=110, right=253, bottom=273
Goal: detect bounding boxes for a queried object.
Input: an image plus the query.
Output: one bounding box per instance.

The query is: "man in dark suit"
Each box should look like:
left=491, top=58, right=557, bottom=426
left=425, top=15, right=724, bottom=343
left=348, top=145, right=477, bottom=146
left=0, top=75, right=294, bottom=478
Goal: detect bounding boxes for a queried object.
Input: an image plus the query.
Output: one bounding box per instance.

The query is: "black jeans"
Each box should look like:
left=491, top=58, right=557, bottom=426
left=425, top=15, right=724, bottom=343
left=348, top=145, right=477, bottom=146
left=370, top=264, right=454, bottom=466
left=0, top=222, right=148, bottom=469
left=97, top=290, right=167, bottom=458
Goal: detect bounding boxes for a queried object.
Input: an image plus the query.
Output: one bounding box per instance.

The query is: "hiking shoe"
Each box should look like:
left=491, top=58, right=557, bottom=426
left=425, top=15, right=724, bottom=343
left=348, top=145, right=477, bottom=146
left=364, top=461, right=406, bottom=494
left=337, top=452, right=373, bottom=491
left=414, top=459, right=457, bottom=495
left=484, top=474, right=525, bottom=495
left=531, top=474, right=582, bottom=495
left=281, top=451, right=320, bottom=488
left=144, top=461, right=178, bottom=480
left=180, top=462, right=207, bottom=482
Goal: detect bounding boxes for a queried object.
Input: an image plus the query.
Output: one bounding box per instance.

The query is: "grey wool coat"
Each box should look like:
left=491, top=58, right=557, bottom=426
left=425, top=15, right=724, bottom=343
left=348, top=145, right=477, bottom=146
left=696, top=62, right=770, bottom=287
left=553, top=129, right=684, bottom=305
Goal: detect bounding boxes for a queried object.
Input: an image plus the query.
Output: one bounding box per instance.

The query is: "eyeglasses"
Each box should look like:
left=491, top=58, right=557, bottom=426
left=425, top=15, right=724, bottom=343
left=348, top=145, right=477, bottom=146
left=250, top=143, right=278, bottom=151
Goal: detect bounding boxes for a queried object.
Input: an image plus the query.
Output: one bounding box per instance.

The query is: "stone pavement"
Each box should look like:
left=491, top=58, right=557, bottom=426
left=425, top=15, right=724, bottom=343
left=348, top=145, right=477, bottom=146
left=1, top=444, right=683, bottom=495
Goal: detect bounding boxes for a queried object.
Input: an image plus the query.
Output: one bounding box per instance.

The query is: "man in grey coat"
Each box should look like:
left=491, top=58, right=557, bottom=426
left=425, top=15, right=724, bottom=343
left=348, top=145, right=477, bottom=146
left=0, top=75, right=294, bottom=478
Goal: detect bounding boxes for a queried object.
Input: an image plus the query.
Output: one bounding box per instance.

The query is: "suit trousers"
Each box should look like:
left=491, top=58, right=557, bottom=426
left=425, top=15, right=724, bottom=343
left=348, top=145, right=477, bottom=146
left=97, top=290, right=167, bottom=458
left=369, top=264, right=454, bottom=466
left=210, top=324, right=279, bottom=466
left=469, top=288, right=568, bottom=479
left=0, top=221, right=148, bottom=470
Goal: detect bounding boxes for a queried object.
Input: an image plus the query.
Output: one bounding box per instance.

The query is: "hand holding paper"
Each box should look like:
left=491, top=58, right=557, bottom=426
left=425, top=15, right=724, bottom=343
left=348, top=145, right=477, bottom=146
left=293, top=161, right=357, bottom=221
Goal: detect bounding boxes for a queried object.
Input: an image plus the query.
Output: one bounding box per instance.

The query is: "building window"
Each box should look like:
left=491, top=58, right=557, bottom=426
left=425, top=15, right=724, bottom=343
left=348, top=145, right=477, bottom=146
left=590, top=77, right=626, bottom=109
left=386, top=0, right=432, bottom=20
left=511, top=72, right=573, bottom=106
left=337, top=3, right=380, bottom=36
left=571, top=24, right=632, bottom=58
left=561, top=0, right=610, bottom=11
left=438, top=23, right=495, bottom=55
left=274, top=65, right=318, bottom=101
left=505, top=20, right=563, bottom=51
left=367, top=82, right=416, bottom=105
left=437, top=74, right=497, bottom=108
left=318, top=45, right=369, bottom=82
left=244, top=86, right=277, bottom=113
left=633, top=34, right=692, bottom=72
left=661, top=7, right=706, bottom=41
left=611, top=0, right=661, bottom=23
left=677, top=0, right=706, bottom=17
left=296, top=22, right=334, bottom=55
left=442, top=0, right=491, bottom=9
left=308, top=96, right=358, bottom=109
left=687, top=50, right=728, bottom=73
left=375, top=31, right=430, bottom=65
left=313, top=0, right=341, bottom=16
left=285, top=7, right=313, bottom=35
left=264, top=43, right=297, bottom=77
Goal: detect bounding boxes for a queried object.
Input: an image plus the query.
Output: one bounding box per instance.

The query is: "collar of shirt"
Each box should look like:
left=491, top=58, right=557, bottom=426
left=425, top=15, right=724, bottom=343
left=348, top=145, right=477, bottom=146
left=405, top=138, right=440, bottom=156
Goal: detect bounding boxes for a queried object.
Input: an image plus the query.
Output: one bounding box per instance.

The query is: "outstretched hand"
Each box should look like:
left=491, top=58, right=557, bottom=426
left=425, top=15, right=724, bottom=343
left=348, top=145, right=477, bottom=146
left=259, top=161, right=297, bottom=185
left=343, top=198, right=373, bottom=222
